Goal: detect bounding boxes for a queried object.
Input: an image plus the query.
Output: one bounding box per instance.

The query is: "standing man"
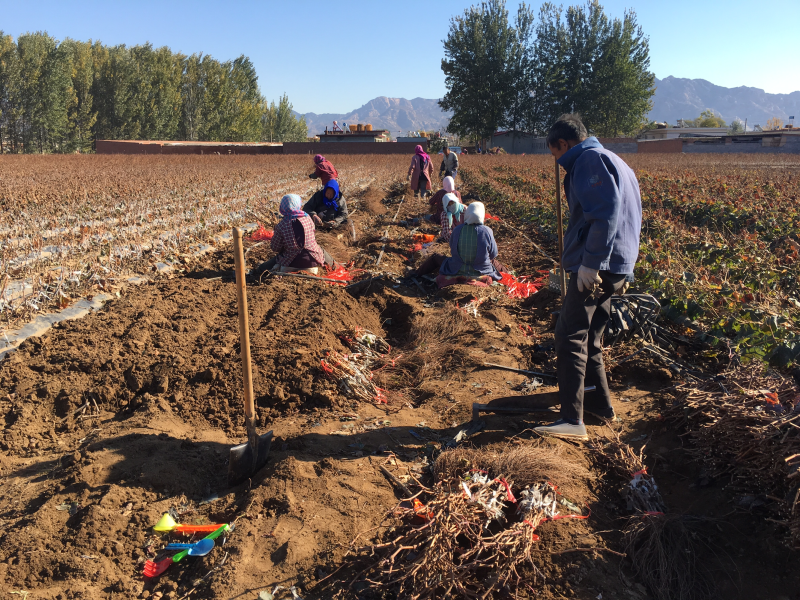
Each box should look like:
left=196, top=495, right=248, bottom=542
left=534, top=114, right=642, bottom=440
left=439, top=146, right=459, bottom=181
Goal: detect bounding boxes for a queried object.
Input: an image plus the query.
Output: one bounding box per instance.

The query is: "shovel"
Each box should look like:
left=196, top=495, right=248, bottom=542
left=228, top=227, right=273, bottom=486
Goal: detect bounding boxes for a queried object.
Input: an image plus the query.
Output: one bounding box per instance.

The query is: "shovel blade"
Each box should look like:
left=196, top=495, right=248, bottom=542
left=227, top=430, right=273, bottom=486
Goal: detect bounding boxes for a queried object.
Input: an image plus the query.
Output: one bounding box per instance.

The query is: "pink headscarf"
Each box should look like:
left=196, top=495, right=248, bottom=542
left=414, top=144, right=430, bottom=164
left=443, top=176, right=455, bottom=193
left=313, top=156, right=338, bottom=184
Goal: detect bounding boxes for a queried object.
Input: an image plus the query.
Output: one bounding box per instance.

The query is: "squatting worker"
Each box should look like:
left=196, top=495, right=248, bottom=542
left=438, top=201, right=508, bottom=281
left=408, top=144, right=433, bottom=198
left=309, top=154, right=338, bottom=184
left=426, top=176, right=461, bottom=225
left=439, top=146, right=459, bottom=181
left=406, top=193, right=470, bottom=278
left=303, top=180, right=349, bottom=229
left=258, top=194, right=335, bottom=275
left=534, top=114, right=642, bottom=441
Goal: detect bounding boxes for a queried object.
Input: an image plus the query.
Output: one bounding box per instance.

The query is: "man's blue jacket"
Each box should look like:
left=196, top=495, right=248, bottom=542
left=557, top=137, right=642, bottom=274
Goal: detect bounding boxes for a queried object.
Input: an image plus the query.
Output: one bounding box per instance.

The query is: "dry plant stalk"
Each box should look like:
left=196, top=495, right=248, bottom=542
left=377, top=304, right=475, bottom=388
left=667, top=363, right=800, bottom=547
left=433, top=441, right=590, bottom=500
left=623, top=514, right=714, bottom=600
left=591, top=428, right=711, bottom=600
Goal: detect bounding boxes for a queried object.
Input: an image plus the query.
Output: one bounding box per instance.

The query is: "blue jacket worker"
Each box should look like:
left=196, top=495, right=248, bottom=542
left=534, top=114, right=642, bottom=441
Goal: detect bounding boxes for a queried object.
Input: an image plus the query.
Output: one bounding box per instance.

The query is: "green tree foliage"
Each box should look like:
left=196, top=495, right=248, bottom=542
left=525, top=3, right=569, bottom=135
left=0, top=31, right=22, bottom=153
left=262, top=93, right=308, bottom=143
left=585, top=9, right=654, bottom=137
left=441, top=0, right=656, bottom=140
left=439, top=0, right=521, bottom=143
left=61, top=38, right=97, bottom=152
left=17, top=32, right=71, bottom=152
left=682, top=110, right=726, bottom=128
left=728, top=118, right=744, bottom=134
left=0, top=32, right=305, bottom=152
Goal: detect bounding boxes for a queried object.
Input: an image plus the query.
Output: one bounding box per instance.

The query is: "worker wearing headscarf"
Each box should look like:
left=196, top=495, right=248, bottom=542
left=427, top=176, right=461, bottom=225
left=439, top=193, right=466, bottom=242
left=439, top=202, right=505, bottom=281
left=309, top=155, right=338, bottom=184
left=303, top=180, right=350, bottom=229
left=408, top=144, right=433, bottom=198
left=409, top=201, right=508, bottom=281
left=257, top=194, right=334, bottom=274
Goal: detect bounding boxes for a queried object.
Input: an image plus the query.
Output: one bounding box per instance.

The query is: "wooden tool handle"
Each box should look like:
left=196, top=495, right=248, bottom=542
left=554, top=158, right=566, bottom=300
left=232, top=228, right=256, bottom=422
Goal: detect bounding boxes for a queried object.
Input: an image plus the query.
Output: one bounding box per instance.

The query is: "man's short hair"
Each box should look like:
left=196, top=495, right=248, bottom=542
left=546, top=114, right=588, bottom=147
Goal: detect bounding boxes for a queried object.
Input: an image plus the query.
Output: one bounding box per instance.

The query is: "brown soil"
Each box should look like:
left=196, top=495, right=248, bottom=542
left=1, top=181, right=799, bottom=600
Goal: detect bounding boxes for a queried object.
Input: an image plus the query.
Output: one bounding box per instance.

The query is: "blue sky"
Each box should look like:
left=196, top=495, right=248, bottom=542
left=4, top=0, right=799, bottom=114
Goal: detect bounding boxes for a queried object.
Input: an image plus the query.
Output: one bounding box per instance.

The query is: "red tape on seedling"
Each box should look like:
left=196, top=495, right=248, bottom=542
left=494, top=477, right=516, bottom=503
left=499, top=272, right=544, bottom=299
left=485, top=213, right=501, bottom=221
left=248, top=224, right=273, bottom=241
left=324, top=264, right=360, bottom=284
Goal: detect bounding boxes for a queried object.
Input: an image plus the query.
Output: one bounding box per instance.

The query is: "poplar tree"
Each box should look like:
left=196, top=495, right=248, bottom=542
left=61, top=38, right=97, bottom=152
left=441, top=1, right=655, bottom=139
left=262, top=94, right=308, bottom=143
left=0, top=32, right=22, bottom=153
left=0, top=32, right=309, bottom=151
left=439, top=0, right=519, bottom=144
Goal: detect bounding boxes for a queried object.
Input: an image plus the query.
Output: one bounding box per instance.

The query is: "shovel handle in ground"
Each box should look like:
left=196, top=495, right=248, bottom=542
left=228, top=229, right=273, bottom=486
left=233, top=228, right=256, bottom=426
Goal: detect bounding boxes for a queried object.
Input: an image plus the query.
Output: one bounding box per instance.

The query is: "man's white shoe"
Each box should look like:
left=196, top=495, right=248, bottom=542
left=534, top=419, right=589, bottom=441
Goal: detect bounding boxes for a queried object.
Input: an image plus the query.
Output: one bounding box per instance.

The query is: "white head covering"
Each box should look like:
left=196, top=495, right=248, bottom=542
left=442, top=192, right=460, bottom=212
left=443, top=176, right=455, bottom=193
left=464, top=202, right=485, bottom=225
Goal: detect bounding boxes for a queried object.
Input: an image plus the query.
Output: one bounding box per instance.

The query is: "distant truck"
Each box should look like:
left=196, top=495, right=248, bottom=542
left=438, top=146, right=462, bottom=155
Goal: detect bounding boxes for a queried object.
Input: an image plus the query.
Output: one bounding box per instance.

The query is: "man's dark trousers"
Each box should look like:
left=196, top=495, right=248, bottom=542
left=556, top=270, right=626, bottom=423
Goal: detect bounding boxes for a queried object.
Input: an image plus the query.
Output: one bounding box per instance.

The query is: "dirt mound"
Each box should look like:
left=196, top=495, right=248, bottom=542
left=1, top=276, right=390, bottom=457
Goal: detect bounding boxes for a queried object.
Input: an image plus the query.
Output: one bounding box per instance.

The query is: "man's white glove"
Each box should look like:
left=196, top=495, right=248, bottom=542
left=577, top=265, right=602, bottom=293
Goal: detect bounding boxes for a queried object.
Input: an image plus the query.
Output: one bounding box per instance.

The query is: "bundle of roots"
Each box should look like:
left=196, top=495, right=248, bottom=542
left=590, top=429, right=665, bottom=514
left=347, top=474, right=585, bottom=599
left=666, top=363, right=800, bottom=547
left=592, top=428, right=712, bottom=600
left=375, top=304, right=476, bottom=389
left=623, top=514, right=714, bottom=600
left=321, top=329, right=392, bottom=404
left=340, top=443, right=592, bottom=599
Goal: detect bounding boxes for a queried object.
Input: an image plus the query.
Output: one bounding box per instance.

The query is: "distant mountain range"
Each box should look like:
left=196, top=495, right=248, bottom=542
left=297, top=78, right=800, bottom=136
left=650, top=76, right=800, bottom=128
left=296, top=97, right=452, bottom=137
